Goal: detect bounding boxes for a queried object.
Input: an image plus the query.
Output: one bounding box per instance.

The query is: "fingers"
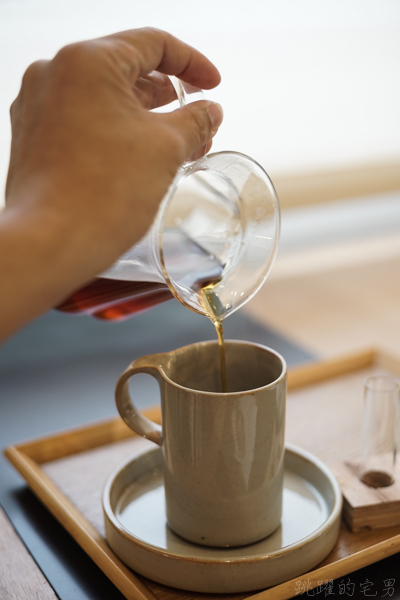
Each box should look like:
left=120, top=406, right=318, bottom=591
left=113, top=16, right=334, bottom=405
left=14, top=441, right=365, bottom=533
left=10, top=59, right=49, bottom=114
left=161, top=100, right=224, bottom=163
left=6, top=59, right=50, bottom=201
left=106, top=28, right=221, bottom=89
left=17, top=29, right=220, bottom=114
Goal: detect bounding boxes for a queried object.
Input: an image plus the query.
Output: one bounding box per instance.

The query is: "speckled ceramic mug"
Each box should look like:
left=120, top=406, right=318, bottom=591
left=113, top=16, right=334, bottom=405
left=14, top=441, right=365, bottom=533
left=115, top=340, right=287, bottom=547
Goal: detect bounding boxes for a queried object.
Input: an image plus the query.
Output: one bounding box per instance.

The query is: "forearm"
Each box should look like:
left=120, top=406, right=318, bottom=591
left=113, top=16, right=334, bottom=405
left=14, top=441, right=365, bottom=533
left=0, top=205, right=90, bottom=342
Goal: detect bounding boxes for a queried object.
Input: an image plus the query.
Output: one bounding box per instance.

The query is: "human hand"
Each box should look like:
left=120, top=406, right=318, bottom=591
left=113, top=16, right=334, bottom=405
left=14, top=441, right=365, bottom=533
left=0, top=27, right=223, bottom=341
left=5, top=27, right=223, bottom=284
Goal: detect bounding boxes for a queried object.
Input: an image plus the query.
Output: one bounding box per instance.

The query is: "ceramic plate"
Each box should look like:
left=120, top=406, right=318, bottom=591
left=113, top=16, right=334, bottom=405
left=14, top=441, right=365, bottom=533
left=103, top=444, right=342, bottom=593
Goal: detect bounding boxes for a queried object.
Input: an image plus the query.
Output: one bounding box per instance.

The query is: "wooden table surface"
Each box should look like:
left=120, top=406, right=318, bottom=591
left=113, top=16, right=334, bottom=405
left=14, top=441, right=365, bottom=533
left=248, top=253, right=400, bottom=361
left=0, top=505, right=57, bottom=600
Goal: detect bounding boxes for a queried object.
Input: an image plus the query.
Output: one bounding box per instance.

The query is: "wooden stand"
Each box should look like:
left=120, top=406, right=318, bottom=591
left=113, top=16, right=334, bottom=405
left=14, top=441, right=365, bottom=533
left=333, top=460, right=400, bottom=532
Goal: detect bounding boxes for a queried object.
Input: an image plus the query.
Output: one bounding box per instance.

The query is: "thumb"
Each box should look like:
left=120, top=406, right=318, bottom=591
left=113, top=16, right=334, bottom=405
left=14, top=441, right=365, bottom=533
left=163, top=100, right=224, bottom=163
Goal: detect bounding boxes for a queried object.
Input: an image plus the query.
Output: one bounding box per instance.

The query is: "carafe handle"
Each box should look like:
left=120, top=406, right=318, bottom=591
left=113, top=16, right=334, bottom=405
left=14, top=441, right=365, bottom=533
left=170, top=76, right=204, bottom=108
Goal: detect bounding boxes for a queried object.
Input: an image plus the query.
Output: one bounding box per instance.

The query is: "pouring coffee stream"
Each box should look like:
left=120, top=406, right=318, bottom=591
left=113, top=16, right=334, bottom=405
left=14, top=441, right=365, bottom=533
left=200, top=281, right=228, bottom=392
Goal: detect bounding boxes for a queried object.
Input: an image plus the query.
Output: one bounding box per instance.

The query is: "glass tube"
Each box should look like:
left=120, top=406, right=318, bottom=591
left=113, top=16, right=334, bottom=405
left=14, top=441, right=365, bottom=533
left=360, top=375, right=399, bottom=488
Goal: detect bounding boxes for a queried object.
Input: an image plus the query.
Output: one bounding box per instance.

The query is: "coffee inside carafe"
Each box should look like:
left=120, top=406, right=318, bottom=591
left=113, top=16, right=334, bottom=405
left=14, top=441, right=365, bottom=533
left=57, top=227, right=225, bottom=320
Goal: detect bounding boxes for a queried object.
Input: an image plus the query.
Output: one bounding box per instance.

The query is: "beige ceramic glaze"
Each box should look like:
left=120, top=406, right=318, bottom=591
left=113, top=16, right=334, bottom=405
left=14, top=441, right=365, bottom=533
left=103, top=444, right=342, bottom=593
left=115, top=340, right=286, bottom=547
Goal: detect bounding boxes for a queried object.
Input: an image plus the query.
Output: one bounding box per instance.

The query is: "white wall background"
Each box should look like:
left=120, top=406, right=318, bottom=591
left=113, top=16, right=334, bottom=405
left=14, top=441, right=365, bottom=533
left=1, top=0, right=400, bottom=208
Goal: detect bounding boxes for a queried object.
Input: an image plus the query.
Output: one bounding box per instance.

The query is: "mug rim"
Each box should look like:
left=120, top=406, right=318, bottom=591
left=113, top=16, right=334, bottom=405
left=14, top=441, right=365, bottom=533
left=157, top=339, right=287, bottom=396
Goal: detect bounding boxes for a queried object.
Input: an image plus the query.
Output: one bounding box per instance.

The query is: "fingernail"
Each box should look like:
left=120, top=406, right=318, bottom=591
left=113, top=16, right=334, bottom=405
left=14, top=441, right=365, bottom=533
left=208, top=102, right=223, bottom=133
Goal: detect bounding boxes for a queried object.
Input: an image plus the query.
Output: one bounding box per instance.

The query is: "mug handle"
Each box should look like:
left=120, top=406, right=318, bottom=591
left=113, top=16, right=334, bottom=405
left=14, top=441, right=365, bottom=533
left=115, top=355, right=164, bottom=446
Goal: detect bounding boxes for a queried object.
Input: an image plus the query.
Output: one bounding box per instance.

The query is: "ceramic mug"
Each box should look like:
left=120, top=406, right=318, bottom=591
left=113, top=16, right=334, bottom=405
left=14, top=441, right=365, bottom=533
left=115, top=340, right=287, bottom=547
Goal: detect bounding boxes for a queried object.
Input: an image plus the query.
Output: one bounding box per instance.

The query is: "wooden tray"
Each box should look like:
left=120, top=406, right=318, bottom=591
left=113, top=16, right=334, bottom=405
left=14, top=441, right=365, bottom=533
left=5, top=348, right=400, bottom=600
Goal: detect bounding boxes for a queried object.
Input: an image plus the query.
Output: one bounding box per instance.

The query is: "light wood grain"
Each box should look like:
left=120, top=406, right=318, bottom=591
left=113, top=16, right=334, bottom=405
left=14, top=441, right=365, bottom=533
left=0, top=505, right=57, bottom=600
left=249, top=529, right=400, bottom=600
left=15, top=407, right=161, bottom=464
left=247, top=254, right=400, bottom=361
left=287, top=348, right=375, bottom=390
left=285, top=362, right=393, bottom=465
left=332, top=461, right=400, bottom=532
left=273, top=161, right=400, bottom=209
